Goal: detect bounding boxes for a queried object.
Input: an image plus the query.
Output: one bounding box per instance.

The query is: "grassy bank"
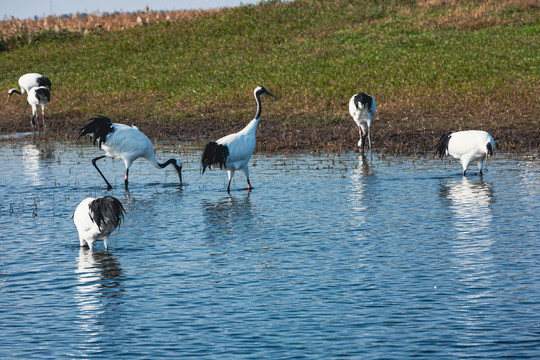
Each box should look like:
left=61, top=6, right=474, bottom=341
left=1, top=0, right=538, bottom=153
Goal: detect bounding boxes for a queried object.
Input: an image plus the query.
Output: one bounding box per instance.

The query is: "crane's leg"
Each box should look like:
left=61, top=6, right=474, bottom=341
left=368, top=125, right=372, bottom=152
left=478, top=160, right=484, bottom=176
left=227, top=169, right=235, bottom=193
left=242, top=166, right=252, bottom=190
left=124, top=168, right=129, bottom=190
left=41, top=105, right=46, bottom=129
left=104, top=239, right=108, bottom=251
left=30, top=114, right=37, bottom=131
left=92, top=155, right=113, bottom=190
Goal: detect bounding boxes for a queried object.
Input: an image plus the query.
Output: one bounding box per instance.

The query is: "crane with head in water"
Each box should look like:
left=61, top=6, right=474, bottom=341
left=78, top=116, right=183, bottom=190
left=436, top=130, right=494, bottom=176
left=74, top=196, right=125, bottom=250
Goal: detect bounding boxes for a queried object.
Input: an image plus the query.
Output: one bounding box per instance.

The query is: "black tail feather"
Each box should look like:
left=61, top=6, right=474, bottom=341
left=353, top=93, right=374, bottom=113
left=36, top=76, right=52, bottom=90
left=201, top=142, right=229, bottom=174
left=78, top=116, right=115, bottom=148
left=35, top=88, right=50, bottom=103
left=89, top=196, right=125, bottom=231
left=435, top=131, right=453, bottom=157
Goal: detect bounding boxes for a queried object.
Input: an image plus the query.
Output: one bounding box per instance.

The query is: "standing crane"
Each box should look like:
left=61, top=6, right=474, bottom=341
left=27, top=86, right=50, bottom=131
left=201, top=86, right=277, bottom=192
left=349, top=92, right=376, bottom=155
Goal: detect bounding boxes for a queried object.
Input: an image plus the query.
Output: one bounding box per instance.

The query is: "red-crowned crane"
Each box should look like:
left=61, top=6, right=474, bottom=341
left=78, top=116, right=183, bottom=190
left=436, top=130, right=495, bottom=176
left=27, top=86, right=50, bottom=131
left=8, top=73, right=52, bottom=99
left=201, top=86, right=277, bottom=192
left=349, top=92, right=376, bottom=154
left=74, top=196, right=125, bottom=250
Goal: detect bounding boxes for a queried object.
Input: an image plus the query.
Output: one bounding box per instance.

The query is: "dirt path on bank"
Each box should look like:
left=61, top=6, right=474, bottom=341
left=0, top=111, right=538, bottom=154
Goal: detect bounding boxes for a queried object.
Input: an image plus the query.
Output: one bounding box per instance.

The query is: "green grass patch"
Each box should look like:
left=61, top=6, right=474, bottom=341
left=1, top=0, right=538, bottom=151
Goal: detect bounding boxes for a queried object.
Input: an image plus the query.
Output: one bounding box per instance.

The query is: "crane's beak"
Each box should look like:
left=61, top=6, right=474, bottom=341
left=175, top=163, right=183, bottom=187
left=265, top=90, right=278, bottom=100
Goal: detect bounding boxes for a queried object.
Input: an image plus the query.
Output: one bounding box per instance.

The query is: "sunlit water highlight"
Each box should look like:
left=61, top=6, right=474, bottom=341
left=1, top=135, right=539, bottom=359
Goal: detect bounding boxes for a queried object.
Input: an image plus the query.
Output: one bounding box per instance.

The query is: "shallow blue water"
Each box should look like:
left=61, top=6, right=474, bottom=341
left=1, top=135, right=539, bottom=359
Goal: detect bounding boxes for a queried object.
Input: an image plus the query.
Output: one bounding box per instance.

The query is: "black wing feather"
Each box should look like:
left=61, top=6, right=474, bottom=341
left=36, top=76, right=52, bottom=90
left=35, top=88, right=50, bottom=103
left=353, top=93, right=374, bottom=114
left=78, top=115, right=115, bottom=148
left=201, top=142, right=229, bottom=174
left=89, top=196, right=125, bottom=231
left=435, top=131, right=453, bottom=157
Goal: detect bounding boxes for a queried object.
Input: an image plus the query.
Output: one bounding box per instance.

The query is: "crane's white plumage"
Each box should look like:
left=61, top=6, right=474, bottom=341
left=201, top=86, right=276, bottom=192
left=349, top=92, right=376, bottom=154
left=78, top=116, right=183, bottom=190
left=436, top=130, right=494, bottom=175
left=74, top=196, right=125, bottom=250
left=8, top=73, right=52, bottom=98
left=27, top=86, right=50, bottom=131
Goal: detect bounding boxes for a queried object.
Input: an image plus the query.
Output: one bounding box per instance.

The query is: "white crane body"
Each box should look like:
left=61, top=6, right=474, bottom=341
left=436, top=130, right=494, bottom=175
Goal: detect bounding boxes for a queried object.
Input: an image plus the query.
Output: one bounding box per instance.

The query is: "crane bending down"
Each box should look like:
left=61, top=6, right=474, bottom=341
left=27, top=86, right=50, bottom=131
left=8, top=73, right=52, bottom=99
left=74, top=196, right=125, bottom=250
left=78, top=116, right=183, bottom=190
left=349, top=92, right=376, bottom=154
left=201, top=86, right=277, bottom=192
left=436, top=130, right=494, bottom=176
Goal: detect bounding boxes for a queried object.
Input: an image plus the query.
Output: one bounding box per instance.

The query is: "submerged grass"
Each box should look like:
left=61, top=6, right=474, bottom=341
left=0, top=0, right=538, bottom=153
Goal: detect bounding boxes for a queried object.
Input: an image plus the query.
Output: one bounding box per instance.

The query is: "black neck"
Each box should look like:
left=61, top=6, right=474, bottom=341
left=158, top=158, right=182, bottom=185
left=254, top=93, right=262, bottom=120
left=158, top=158, right=177, bottom=169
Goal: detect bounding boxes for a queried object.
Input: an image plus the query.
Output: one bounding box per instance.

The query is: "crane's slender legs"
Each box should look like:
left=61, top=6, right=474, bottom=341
left=367, top=125, right=372, bottom=153
left=227, top=170, right=235, bottom=193
left=242, top=167, right=252, bottom=190
left=30, top=114, right=37, bottom=131
left=125, top=168, right=129, bottom=190
left=92, top=155, right=113, bottom=190
left=41, top=105, right=46, bottom=129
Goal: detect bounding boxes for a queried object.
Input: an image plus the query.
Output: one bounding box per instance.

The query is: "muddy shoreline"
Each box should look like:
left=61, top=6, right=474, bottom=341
left=0, top=112, right=538, bottom=154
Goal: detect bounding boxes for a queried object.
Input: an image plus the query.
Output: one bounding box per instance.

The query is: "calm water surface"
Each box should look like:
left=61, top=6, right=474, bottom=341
left=1, top=135, right=539, bottom=359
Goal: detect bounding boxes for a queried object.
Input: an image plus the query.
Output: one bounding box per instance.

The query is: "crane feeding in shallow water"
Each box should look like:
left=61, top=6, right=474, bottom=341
left=74, top=196, right=125, bottom=250
left=436, top=130, right=494, bottom=176
left=78, top=116, right=183, bottom=190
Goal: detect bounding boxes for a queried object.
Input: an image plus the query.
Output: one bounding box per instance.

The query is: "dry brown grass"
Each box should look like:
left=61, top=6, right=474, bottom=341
left=0, top=8, right=218, bottom=49
left=414, top=0, right=539, bottom=29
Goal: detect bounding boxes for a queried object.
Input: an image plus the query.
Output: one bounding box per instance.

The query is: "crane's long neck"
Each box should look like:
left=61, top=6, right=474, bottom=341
left=244, top=93, right=262, bottom=134
left=147, top=154, right=183, bottom=185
